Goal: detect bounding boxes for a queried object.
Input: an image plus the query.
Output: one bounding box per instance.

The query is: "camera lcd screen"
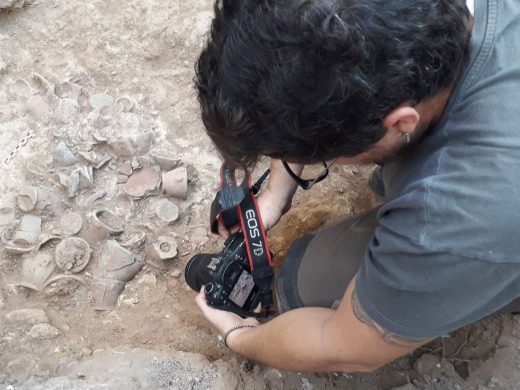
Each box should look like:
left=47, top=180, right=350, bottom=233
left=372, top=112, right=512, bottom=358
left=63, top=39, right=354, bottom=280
left=229, top=270, right=255, bottom=308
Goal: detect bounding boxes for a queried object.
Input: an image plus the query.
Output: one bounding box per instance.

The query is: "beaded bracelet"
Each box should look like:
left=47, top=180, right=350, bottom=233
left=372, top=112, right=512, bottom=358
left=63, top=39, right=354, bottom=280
left=223, top=324, right=256, bottom=348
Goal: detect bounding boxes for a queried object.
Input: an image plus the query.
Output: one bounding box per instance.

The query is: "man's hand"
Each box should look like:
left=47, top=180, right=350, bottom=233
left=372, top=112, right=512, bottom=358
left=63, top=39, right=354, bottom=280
left=195, top=287, right=259, bottom=348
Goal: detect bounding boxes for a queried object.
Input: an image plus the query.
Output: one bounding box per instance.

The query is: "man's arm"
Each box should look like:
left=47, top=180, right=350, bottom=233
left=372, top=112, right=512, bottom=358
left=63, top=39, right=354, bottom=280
left=256, top=159, right=302, bottom=229
left=223, top=279, right=429, bottom=372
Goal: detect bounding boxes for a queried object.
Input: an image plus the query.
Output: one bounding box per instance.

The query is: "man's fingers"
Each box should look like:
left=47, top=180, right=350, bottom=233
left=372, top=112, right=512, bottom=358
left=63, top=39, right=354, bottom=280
left=217, top=218, right=230, bottom=238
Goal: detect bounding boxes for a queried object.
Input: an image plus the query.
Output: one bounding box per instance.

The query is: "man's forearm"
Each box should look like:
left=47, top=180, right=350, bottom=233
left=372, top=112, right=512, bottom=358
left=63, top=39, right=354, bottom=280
left=228, top=307, right=369, bottom=373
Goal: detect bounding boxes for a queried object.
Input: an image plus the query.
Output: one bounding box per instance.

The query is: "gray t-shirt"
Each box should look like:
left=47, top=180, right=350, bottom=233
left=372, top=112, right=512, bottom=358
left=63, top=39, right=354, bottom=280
left=356, top=0, right=520, bottom=339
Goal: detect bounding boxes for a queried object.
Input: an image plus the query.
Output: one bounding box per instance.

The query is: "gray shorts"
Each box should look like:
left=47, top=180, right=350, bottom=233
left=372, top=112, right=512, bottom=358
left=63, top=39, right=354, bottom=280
left=275, top=208, right=520, bottom=316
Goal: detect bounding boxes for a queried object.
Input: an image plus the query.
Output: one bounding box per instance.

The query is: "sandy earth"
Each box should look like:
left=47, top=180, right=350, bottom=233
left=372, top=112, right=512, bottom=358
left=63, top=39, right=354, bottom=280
left=0, top=1, right=519, bottom=389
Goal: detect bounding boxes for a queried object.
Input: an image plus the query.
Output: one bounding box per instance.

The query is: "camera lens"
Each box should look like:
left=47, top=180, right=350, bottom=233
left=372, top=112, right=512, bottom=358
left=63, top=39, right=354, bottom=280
left=184, top=254, right=214, bottom=292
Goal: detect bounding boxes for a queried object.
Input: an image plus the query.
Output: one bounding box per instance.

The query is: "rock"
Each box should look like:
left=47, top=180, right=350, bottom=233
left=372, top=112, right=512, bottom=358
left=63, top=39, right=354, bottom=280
left=155, top=199, right=179, bottom=224
left=60, top=212, right=83, bottom=236
left=55, top=237, right=92, bottom=273
left=191, top=227, right=208, bottom=246
left=153, top=236, right=178, bottom=260
left=117, top=174, right=129, bottom=184
left=123, top=166, right=161, bottom=199
left=0, top=291, right=5, bottom=310
left=28, top=323, right=60, bottom=339
left=89, top=92, right=113, bottom=110
left=7, top=308, right=48, bottom=324
left=138, top=273, right=157, bottom=287
left=414, top=353, right=441, bottom=376
left=171, top=270, right=182, bottom=279
left=0, top=204, right=15, bottom=226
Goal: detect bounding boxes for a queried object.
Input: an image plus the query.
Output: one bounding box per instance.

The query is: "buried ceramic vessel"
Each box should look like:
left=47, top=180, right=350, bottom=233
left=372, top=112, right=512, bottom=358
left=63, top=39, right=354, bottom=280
left=84, top=208, right=124, bottom=245
left=55, top=237, right=92, bottom=273
left=98, top=240, right=144, bottom=282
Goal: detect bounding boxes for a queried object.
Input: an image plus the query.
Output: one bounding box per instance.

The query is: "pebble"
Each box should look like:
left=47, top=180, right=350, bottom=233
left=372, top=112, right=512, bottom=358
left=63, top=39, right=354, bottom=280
left=138, top=273, right=157, bottom=287
left=28, top=323, right=60, bottom=339
left=7, top=308, right=49, bottom=324
left=171, top=270, right=182, bottom=279
left=414, top=353, right=441, bottom=376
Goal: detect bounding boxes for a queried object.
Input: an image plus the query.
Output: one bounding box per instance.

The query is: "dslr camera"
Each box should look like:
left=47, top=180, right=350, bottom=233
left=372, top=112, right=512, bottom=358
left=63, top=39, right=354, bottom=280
left=185, top=233, right=264, bottom=317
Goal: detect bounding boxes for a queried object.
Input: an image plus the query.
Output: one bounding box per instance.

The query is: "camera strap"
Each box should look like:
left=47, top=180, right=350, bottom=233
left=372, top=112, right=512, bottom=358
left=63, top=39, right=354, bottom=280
left=210, top=162, right=274, bottom=317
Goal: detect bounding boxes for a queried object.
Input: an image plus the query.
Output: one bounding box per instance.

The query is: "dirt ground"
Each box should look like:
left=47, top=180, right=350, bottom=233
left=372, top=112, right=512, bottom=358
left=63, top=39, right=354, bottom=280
left=1, top=1, right=520, bottom=389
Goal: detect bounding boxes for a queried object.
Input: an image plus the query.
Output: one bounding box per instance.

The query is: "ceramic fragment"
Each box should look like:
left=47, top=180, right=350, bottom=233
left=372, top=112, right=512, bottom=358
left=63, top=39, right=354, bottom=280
left=55, top=237, right=92, bottom=273
left=91, top=278, right=125, bottom=311
left=150, top=151, right=181, bottom=172
left=123, top=166, right=161, bottom=199
left=162, top=167, right=188, bottom=199
left=60, top=212, right=83, bottom=236
left=98, top=240, right=144, bottom=282
left=17, top=186, right=38, bottom=212
left=22, top=253, right=56, bottom=287
left=153, top=236, right=178, bottom=260
left=155, top=199, right=179, bottom=224
left=85, top=208, right=124, bottom=245
left=53, top=141, right=78, bottom=166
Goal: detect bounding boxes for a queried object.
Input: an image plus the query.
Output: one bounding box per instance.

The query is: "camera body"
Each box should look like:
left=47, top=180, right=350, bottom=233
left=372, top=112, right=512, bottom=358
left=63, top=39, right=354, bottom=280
left=185, top=233, right=262, bottom=315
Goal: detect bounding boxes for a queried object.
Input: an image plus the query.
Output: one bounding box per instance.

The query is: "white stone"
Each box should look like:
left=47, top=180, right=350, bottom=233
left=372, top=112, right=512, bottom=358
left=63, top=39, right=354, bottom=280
left=28, top=323, right=60, bottom=339
left=7, top=308, right=48, bottom=324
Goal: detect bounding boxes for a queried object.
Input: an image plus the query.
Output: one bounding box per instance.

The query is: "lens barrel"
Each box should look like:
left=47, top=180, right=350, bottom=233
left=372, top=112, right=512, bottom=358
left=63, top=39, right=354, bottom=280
left=184, top=254, right=214, bottom=292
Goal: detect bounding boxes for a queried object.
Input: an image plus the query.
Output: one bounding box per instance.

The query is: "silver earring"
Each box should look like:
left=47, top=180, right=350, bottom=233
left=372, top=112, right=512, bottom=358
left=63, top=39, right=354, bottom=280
left=402, top=132, right=411, bottom=144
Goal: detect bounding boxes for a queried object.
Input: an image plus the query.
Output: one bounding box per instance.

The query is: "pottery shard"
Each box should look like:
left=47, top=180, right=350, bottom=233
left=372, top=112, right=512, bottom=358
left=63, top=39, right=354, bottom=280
left=60, top=212, right=83, bottom=236
left=53, top=141, right=78, bottom=167
left=162, top=167, right=188, bottom=200
left=55, top=237, right=92, bottom=273
left=91, top=278, right=126, bottom=310
left=99, top=240, right=144, bottom=282
left=7, top=309, right=48, bottom=324
left=28, top=323, right=60, bottom=339
left=18, top=186, right=38, bottom=212
left=155, top=199, right=179, bottom=223
left=22, top=253, right=55, bottom=287
left=153, top=236, right=178, bottom=260
left=14, top=215, right=42, bottom=244
left=123, top=166, right=161, bottom=199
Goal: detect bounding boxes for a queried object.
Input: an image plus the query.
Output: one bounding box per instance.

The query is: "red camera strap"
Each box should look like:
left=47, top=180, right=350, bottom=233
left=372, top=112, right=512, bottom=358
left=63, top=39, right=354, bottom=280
left=209, top=162, right=274, bottom=311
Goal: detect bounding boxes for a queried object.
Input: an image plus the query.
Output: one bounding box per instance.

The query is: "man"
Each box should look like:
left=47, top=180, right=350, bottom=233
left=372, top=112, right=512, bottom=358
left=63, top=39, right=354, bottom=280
left=193, top=0, right=520, bottom=373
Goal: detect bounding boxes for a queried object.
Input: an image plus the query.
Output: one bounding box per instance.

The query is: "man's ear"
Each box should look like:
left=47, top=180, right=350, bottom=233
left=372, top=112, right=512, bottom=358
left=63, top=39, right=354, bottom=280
left=382, top=105, right=420, bottom=136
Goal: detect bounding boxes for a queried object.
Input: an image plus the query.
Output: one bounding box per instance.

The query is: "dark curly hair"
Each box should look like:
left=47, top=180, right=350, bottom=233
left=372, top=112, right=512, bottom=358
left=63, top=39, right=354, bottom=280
left=195, top=0, right=471, bottom=167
